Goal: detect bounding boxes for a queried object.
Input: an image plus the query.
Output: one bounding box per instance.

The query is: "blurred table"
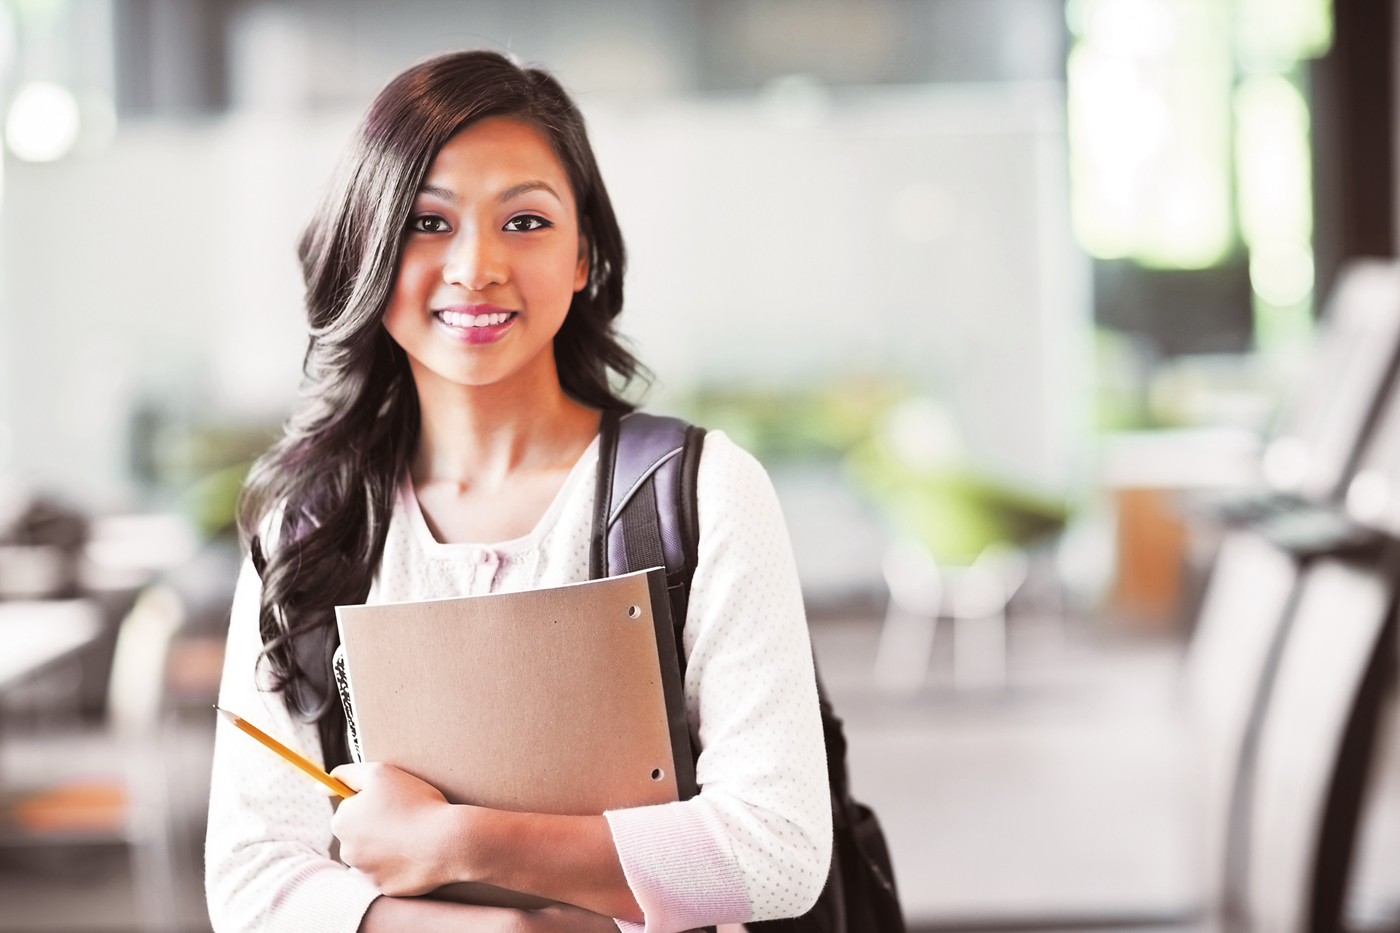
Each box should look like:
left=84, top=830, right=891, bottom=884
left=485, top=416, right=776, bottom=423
left=1101, top=428, right=1263, bottom=631
left=0, top=600, right=102, bottom=691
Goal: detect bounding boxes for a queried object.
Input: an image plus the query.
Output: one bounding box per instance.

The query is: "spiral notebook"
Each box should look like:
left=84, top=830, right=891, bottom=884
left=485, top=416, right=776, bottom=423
left=334, top=567, right=695, bottom=909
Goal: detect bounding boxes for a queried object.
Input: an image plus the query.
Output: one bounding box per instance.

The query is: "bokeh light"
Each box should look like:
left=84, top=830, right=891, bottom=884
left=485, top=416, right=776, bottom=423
left=1235, top=72, right=1315, bottom=348
left=1067, top=0, right=1234, bottom=269
left=6, top=81, right=81, bottom=163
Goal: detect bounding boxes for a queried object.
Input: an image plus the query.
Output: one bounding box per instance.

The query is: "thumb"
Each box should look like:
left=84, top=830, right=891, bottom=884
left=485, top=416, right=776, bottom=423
left=331, top=762, right=367, bottom=793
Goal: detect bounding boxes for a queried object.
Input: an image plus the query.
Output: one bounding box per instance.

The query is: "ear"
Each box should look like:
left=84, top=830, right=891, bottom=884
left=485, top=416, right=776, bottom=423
left=574, top=235, right=590, bottom=293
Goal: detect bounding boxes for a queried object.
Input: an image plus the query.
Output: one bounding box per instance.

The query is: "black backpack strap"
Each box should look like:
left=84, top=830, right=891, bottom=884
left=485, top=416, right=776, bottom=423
left=589, top=409, right=622, bottom=581
left=590, top=409, right=707, bottom=808
left=590, top=410, right=706, bottom=660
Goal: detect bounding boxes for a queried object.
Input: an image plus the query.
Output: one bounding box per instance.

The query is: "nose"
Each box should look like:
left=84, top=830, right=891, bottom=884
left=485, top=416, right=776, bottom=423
left=442, top=229, right=506, bottom=291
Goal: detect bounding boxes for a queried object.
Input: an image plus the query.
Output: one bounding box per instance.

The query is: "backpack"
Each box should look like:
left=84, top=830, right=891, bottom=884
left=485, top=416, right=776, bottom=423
left=589, top=410, right=907, bottom=933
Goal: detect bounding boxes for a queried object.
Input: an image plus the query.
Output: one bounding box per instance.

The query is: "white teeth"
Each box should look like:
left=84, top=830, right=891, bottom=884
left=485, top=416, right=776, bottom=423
left=439, top=310, right=512, bottom=327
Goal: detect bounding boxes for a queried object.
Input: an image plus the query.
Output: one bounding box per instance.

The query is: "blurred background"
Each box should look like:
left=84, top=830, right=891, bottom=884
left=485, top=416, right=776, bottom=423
left=2, top=0, right=1399, bottom=931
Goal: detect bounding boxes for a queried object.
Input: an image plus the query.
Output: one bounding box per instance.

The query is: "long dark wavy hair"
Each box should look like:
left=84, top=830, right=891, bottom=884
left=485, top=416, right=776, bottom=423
left=238, top=50, right=644, bottom=767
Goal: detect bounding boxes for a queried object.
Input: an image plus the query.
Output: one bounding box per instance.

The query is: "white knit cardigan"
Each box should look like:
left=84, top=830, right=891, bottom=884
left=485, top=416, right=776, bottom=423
left=204, top=430, right=831, bottom=933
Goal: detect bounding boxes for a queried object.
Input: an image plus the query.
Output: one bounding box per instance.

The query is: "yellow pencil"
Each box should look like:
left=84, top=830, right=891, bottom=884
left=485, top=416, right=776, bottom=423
left=215, top=706, right=357, bottom=798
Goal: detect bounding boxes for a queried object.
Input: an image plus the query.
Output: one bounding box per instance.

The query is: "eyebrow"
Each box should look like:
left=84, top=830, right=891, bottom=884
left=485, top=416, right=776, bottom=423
left=418, top=183, right=457, bottom=202
left=499, top=181, right=561, bottom=203
left=416, top=180, right=562, bottom=204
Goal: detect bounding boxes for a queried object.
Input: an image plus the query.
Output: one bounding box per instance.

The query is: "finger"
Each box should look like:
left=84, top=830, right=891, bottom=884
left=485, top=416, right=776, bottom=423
left=331, top=763, right=366, bottom=792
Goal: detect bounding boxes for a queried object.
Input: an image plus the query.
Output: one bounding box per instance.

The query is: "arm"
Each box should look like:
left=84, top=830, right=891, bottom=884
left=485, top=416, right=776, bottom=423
left=330, top=762, right=642, bottom=922
left=205, top=557, right=382, bottom=933
left=209, top=559, right=615, bottom=933
left=602, top=432, right=833, bottom=932
left=358, top=897, right=619, bottom=933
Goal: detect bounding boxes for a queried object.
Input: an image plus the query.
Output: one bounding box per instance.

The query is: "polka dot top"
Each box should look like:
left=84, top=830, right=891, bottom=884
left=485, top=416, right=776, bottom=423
left=204, top=429, right=832, bottom=933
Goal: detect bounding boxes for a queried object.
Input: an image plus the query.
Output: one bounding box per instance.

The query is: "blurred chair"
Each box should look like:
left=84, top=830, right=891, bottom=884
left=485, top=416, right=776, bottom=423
left=1259, top=259, right=1400, bottom=504
left=874, top=540, right=1026, bottom=695
left=0, top=584, right=185, bottom=933
left=1241, top=558, right=1393, bottom=933
left=1194, top=261, right=1400, bottom=559
left=1188, top=515, right=1392, bottom=933
left=874, top=539, right=942, bottom=696
left=1184, top=260, right=1400, bottom=933
left=1183, top=532, right=1301, bottom=917
left=950, top=543, right=1027, bottom=691
left=1342, top=326, right=1400, bottom=533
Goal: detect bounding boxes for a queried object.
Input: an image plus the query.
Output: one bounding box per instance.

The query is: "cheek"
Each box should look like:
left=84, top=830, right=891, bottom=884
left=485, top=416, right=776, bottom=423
left=382, top=251, right=437, bottom=328
left=382, top=282, right=425, bottom=347
left=394, top=252, right=437, bottom=298
left=530, top=245, right=586, bottom=304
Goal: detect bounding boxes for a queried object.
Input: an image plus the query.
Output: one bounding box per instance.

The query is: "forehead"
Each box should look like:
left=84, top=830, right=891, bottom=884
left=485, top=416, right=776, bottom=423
left=423, top=117, right=574, bottom=204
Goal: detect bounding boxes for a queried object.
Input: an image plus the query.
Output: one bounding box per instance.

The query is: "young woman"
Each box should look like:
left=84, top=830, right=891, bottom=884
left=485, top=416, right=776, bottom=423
left=205, top=50, right=830, bottom=933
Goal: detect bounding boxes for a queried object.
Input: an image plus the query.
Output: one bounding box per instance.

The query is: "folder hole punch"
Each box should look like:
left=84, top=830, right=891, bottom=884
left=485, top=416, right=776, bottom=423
left=627, top=605, right=641, bottom=619
left=651, top=768, right=664, bottom=781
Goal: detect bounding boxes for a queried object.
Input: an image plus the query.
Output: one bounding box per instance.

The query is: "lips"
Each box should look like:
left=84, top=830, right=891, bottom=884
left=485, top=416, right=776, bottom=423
left=432, top=305, right=518, bottom=344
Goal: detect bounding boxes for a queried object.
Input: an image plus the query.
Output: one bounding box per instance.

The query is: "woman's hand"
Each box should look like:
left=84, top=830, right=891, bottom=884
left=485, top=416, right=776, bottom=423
left=333, top=763, right=642, bottom=922
left=332, top=762, right=464, bottom=896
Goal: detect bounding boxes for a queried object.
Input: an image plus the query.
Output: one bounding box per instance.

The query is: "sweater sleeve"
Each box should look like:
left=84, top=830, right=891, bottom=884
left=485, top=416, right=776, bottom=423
left=204, top=557, right=381, bottom=933
left=604, top=431, right=833, bottom=933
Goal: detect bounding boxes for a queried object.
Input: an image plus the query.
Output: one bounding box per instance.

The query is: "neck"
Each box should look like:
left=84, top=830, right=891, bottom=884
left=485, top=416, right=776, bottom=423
left=408, top=353, right=599, bottom=489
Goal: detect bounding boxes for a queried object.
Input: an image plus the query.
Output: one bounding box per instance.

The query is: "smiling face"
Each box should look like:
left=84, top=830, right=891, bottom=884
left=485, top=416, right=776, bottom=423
left=382, top=117, right=589, bottom=396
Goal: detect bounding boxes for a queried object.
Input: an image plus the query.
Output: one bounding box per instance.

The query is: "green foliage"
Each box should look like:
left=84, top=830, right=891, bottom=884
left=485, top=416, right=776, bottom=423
left=180, top=461, right=254, bottom=540
left=680, top=379, right=1068, bottom=566
left=681, top=378, right=907, bottom=462
left=845, top=437, right=1066, bottom=566
left=142, top=420, right=278, bottom=540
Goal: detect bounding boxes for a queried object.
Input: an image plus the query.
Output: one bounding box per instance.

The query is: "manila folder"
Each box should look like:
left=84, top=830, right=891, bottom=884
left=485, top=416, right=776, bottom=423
left=334, top=567, right=694, bottom=909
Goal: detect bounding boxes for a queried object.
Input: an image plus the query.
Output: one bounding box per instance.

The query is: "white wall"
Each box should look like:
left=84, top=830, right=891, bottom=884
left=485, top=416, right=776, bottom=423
left=0, top=112, right=352, bottom=505
left=0, top=82, right=1090, bottom=507
left=595, top=83, right=1092, bottom=492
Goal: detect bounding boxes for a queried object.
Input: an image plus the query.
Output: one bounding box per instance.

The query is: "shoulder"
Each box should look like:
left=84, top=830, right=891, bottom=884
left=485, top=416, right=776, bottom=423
left=696, top=429, right=766, bottom=484
left=694, top=429, right=786, bottom=535
left=697, top=427, right=771, bottom=483
left=610, top=413, right=773, bottom=513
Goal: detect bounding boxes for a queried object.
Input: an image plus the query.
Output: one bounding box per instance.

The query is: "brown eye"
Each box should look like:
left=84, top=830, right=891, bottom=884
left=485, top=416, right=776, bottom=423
left=409, top=214, right=449, bottom=233
left=504, top=214, right=551, bottom=232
